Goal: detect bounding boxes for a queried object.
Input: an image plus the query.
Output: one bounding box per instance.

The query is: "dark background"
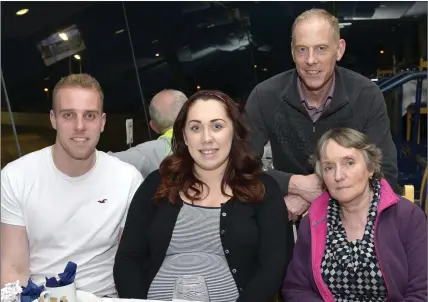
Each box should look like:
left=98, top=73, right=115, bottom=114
left=1, top=1, right=427, bottom=165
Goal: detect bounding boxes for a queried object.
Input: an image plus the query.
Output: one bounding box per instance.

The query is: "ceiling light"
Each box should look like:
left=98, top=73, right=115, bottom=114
left=152, top=40, right=159, bottom=44
left=254, top=65, right=257, bottom=68
left=115, top=29, right=124, bottom=34
left=44, top=88, right=49, bottom=92
left=263, top=68, right=268, bottom=71
left=58, top=33, right=68, bottom=41
left=155, top=53, right=160, bottom=57
left=380, top=50, right=385, bottom=54
left=74, top=54, right=81, bottom=60
left=197, top=85, right=201, bottom=89
left=16, top=8, right=29, bottom=16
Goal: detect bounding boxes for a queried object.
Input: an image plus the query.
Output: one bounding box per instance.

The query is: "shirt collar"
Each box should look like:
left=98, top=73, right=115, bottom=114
left=297, top=75, right=336, bottom=103
left=158, top=128, right=173, bottom=141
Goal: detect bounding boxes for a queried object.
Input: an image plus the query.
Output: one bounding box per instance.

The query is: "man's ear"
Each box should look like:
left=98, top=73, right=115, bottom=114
left=291, top=42, right=296, bottom=64
left=101, top=112, right=106, bottom=133
left=336, top=39, right=346, bottom=62
left=50, top=110, right=57, bottom=130
left=150, top=120, right=160, bottom=134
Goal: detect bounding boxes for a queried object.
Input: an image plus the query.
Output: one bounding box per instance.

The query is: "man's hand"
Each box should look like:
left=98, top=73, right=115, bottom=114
left=288, top=174, right=323, bottom=203
left=284, top=194, right=310, bottom=222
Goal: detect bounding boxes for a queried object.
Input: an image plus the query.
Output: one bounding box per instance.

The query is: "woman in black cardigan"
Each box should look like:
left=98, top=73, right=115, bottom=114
left=113, top=90, right=293, bottom=302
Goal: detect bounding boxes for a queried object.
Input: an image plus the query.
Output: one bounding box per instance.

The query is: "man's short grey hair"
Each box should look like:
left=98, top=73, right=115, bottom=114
left=310, top=128, right=384, bottom=189
left=291, top=8, right=340, bottom=47
left=149, top=89, right=187, bottom=134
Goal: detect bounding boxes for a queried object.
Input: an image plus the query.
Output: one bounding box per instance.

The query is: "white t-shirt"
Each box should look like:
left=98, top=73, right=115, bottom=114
left=1, top=146, right=143, bottom=296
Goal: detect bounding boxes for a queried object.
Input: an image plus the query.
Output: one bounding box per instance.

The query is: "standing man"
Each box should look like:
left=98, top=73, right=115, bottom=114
left=245, top=9, right=397, bottom=220
left=111, top=89, right=187, bottom=177
left=1, top=74, right=143, bottom=296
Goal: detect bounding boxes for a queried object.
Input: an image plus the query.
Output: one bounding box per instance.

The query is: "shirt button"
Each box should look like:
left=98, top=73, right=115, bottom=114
left=222, top=212, right=227, bottom=217
left=232, top=269, right=237, bottom=273
left=225, top=249, right=229, bottom=254
left=220, top=230, right=225, bottom=235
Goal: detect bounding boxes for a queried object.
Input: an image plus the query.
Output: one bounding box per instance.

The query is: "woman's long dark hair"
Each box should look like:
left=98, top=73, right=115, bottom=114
left=153, top=90, right=265, bottom=204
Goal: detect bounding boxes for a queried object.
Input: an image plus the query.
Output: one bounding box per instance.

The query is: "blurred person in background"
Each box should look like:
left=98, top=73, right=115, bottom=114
left=111, top=89, right=187, bottom=177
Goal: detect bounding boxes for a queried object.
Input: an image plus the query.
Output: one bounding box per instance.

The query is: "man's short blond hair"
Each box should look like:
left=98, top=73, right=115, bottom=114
left=291, top=8, right=340, bottom=46
left=52, top=73, right=104, bottom=111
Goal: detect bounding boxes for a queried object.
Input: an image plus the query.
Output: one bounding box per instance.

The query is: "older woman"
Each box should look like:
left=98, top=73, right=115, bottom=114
left=283, top=128, right=427, bottom=301
left=114, top=90, right=292, bottom=302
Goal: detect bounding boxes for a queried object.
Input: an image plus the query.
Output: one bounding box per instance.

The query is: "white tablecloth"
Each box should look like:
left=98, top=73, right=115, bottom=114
left=103, top=299, right=167, bottom=302
left=78, top=291, right=168, bottom=302
left=103, top=299, right=192, bottom=302
left=78, top=290, right=195, bottom=302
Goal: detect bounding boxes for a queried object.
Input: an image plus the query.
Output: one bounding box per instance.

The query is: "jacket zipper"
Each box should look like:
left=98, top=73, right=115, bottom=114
left=373, top=212, right=390, bottom=299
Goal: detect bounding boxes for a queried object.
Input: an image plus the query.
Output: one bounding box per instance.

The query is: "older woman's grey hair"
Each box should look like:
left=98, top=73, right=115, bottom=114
left=311, top=128, right=384, bottom=188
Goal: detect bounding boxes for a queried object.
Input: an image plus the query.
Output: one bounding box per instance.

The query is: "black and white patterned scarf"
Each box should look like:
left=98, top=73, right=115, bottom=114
left=321, top=179, right=387, bottom=302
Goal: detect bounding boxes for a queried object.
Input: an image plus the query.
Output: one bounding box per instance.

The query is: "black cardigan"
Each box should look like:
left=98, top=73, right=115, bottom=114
left=113, top=170, right=294, bottom=302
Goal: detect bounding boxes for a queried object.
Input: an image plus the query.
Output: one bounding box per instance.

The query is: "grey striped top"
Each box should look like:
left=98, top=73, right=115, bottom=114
left=147, top=203, right=239, bottom=301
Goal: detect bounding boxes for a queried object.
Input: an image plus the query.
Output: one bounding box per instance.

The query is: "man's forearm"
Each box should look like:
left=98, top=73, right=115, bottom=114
left=266, top=171, right=320, bottom=201
left=288, top=174, right=304, bottom=196
left=287, top=174, right=323, bottom=203
left=1, top=266, right=29, bottom=287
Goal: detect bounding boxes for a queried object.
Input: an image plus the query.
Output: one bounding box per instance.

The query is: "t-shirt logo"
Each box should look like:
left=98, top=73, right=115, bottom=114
left=98, top=199, right=107, bottom=204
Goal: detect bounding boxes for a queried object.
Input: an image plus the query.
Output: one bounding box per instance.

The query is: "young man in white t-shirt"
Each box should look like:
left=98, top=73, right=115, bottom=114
left=1, top=74, right=143, bottom=297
